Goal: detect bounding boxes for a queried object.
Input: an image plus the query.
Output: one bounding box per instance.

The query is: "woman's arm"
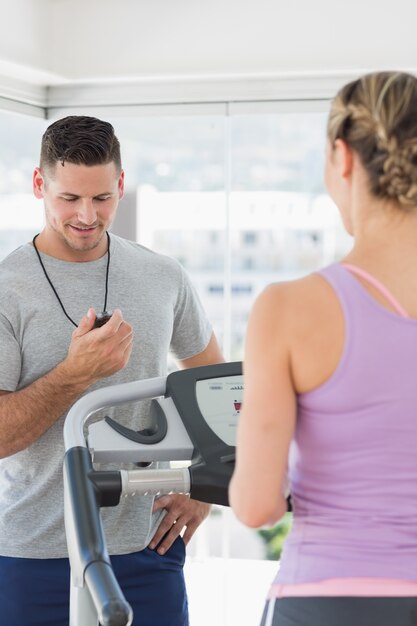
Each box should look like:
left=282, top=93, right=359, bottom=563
left=229, top=283, right=296, bottom=528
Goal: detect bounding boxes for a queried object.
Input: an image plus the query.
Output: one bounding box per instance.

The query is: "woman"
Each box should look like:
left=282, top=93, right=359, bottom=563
left=229, top=71, right=417, bottom=625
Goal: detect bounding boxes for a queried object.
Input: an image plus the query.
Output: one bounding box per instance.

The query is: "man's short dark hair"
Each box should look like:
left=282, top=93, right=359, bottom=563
left=40, top=115, right=121, bottom=175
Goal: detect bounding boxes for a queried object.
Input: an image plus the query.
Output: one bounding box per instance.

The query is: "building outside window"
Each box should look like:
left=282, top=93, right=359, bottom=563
left=111, top=112, right=351, bottom=363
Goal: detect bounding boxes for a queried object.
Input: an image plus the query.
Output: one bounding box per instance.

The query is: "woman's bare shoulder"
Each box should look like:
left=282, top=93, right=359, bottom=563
left=257, top=272, right=344, bottom=393
left=259, top=272, right=340, bottom=317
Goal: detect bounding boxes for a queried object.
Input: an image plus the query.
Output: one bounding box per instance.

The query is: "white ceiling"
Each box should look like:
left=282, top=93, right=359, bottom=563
left=0, top=0, right=415, bottom=113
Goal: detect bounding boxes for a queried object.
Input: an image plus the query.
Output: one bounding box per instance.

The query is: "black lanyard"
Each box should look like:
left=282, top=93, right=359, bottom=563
left=32, top=232, right=110, bottom=328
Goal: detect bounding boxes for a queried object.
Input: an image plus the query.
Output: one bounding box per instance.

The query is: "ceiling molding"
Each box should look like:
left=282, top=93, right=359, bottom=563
left=1, top=68, right=416, bottom=118
left=45, top=68, right=417, bottom=114
left=0, top=74, right=47, bottom=116
left=45, top=71, right=361, bottom=111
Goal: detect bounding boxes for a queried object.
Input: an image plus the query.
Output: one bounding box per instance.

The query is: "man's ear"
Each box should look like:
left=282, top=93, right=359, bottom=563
left=334, top=138, right=353, bottom=179
left=118, top=170, right=125, bottom=200
left=33, top=167, right=45, bottom=199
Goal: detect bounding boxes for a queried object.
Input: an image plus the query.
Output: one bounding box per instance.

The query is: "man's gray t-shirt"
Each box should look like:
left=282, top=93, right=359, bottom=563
left=0, top=234, right=212, bottom=558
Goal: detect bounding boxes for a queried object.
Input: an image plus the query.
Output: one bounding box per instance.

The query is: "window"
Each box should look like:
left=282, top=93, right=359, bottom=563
left=242, top=231, right=257, bottom=245
left=0, top=103, right=353, bottom=626
left=229, top=112, right=352, bottom=359
left=110, top=110, right=352, bottom=363
left=0, top=110, right=47, bottom=260
left=107, top=114, right=352, bottom=619
left=111, top=115, right=228, bottom=348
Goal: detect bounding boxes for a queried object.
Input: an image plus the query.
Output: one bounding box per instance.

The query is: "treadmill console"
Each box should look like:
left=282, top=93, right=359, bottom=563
left=195, top=375, right=243, bottom=447
left=166, top=361, right=243, bottom=505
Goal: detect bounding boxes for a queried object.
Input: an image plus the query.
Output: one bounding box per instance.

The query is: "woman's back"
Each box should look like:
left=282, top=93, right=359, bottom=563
left=279, top=262, right=417, bottom=583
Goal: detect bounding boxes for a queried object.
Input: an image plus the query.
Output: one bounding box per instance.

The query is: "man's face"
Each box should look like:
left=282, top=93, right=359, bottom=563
left=33, top=161, right=124, bottom=260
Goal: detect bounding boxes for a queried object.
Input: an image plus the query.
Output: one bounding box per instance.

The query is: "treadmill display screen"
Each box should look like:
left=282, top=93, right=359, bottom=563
left=195, top=375, right=243, bottom=446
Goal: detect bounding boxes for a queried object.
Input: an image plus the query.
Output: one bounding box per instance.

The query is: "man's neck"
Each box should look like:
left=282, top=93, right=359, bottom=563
left=34, top=229, right=109, bottom=263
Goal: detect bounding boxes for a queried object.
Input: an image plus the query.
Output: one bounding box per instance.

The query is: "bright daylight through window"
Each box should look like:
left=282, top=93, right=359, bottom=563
left=0, top=105, right=352, bottom=626
left=110, top=112, right=352, bottom=362
left=0, top=111, right=47, bottom=258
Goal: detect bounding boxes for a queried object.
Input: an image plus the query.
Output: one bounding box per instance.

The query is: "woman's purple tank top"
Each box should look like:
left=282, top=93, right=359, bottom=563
left=277, top=263, right=417, bottom=584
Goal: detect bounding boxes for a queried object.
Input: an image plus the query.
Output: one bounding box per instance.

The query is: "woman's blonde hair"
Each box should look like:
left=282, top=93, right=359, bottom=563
left=327, top=71, right=417, bottom=206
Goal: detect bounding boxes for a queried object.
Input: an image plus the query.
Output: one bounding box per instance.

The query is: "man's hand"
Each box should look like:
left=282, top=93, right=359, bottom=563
left=63, top=308, right=133, bottom=385
left=0, top=309, right=133, bottom=458
left=149, top=494, right=211, bottom=555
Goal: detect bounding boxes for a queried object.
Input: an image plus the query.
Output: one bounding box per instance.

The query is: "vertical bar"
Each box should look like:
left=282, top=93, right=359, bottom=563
left=220, top=104, right=233, bottom=626
left=70, top=582, right=99, bottom=626
left=223, top=104, right=233, bottom=361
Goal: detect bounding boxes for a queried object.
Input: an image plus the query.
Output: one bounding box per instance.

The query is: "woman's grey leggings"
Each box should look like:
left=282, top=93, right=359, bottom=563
left=260, top=596, right=417, bottom=626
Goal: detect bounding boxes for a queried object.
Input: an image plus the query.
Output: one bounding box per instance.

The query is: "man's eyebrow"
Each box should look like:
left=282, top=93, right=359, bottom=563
left=59, top=191, right=114, bottom=198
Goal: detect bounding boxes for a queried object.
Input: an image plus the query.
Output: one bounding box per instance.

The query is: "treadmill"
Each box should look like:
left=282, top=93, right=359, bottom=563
left=63, top=361, right=243, bottom=626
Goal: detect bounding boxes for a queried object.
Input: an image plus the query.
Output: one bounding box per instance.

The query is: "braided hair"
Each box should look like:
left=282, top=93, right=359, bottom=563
left=327, top=71, right=417, bottom=207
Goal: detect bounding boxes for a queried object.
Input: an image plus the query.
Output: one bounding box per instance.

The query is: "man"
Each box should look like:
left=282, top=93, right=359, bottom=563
left=0, top=116, right=223, bottom=625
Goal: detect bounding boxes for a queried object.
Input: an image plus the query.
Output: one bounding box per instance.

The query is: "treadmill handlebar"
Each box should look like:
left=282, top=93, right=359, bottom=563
left=84, top=561, right=133, bottom=626
left=189, top=461, right=233, bottom=506
left=64, top=447, right=115, bottom=574
left=64, top=366, right=239, bottom=625
left=120, top=467, right=191, bottom=496
left=64, top=447, right=133, bottom=625
left=64, top=376, right=167, bottom=450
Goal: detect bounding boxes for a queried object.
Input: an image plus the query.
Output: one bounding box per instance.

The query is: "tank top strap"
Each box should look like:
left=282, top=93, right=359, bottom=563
left=342, top=263, right=409, bottom=319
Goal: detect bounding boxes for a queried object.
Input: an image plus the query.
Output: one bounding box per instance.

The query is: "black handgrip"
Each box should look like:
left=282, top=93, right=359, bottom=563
left=64, top=448, right=131, bottom=623
left=85, top=561, right=133, bottom=626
